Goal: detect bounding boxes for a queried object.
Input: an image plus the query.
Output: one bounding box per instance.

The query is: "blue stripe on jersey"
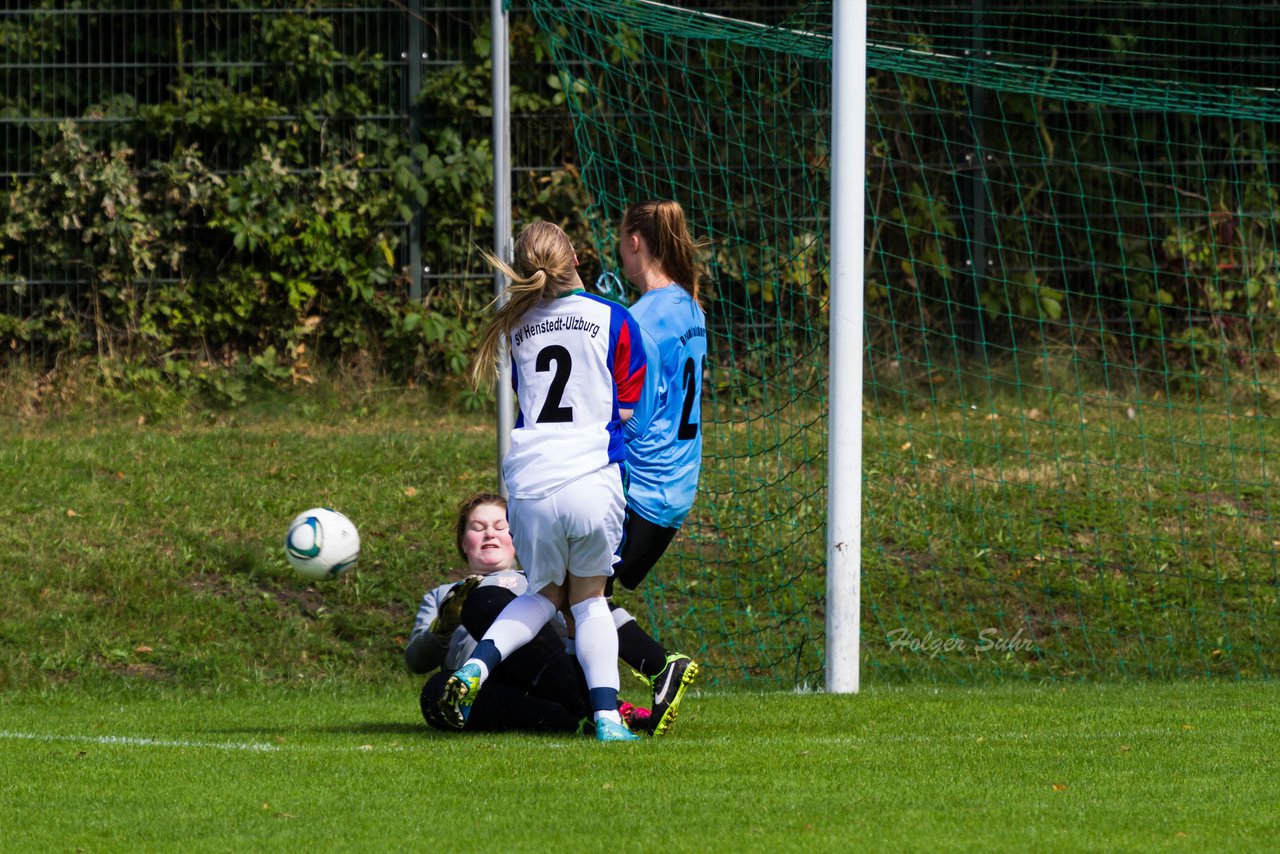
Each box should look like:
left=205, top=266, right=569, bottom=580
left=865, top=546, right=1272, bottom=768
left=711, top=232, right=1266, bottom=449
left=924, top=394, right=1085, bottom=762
left=571, top=291, right=646, bottom=466
left=583, top=291, right=646, bottom=407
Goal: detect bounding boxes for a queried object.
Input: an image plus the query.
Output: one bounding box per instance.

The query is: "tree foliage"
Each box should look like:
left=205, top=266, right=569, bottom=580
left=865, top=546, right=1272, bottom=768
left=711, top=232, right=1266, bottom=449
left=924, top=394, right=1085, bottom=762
left=0, top=3, right=581, bottom=402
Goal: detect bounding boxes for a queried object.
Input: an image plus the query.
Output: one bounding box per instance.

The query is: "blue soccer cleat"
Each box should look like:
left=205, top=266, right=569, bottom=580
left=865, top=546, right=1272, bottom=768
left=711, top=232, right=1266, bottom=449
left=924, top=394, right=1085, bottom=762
left=596, top=717, right=643, bottom=742
left=436, top=662, right=483, bottom=730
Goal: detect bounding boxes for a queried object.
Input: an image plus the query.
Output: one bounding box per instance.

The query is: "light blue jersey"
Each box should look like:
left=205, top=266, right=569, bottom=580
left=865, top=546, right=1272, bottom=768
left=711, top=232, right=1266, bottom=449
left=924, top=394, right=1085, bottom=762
left=623, top=284, right=707, bottom=527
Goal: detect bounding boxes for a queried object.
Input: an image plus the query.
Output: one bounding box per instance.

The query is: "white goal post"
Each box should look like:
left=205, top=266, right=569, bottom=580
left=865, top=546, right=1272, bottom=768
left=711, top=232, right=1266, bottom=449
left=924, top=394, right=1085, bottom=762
left=825, top=0, right=866, bottom=694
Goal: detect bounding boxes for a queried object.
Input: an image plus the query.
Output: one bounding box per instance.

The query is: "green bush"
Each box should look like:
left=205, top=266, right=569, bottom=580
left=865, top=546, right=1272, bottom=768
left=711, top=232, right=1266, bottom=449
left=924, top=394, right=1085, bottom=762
left=0, top=7, right=585, bottom=404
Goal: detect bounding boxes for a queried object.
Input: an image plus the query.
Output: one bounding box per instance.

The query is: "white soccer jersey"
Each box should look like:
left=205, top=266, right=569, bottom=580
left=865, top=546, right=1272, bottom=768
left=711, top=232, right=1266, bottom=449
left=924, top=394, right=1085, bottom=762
left=503, top=290, right=646, bottom=498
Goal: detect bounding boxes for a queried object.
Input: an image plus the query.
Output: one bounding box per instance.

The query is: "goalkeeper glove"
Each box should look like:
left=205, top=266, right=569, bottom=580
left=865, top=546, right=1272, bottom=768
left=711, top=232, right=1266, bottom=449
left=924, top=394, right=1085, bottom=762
left=428, top=574, right=483, bottom=638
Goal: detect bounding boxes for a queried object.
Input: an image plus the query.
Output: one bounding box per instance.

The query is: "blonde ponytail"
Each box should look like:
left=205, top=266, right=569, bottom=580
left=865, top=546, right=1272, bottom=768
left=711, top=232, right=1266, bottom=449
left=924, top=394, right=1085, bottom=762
left=471, top=222, right=583, bottom=389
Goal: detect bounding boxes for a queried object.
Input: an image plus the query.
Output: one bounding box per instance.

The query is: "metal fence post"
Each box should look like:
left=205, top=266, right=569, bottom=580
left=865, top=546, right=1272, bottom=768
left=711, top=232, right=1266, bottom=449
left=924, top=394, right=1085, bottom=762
left=492, top=0, right=513, bottom=495
left=406, top=0, right=424, bottom=304
left=963, top=0, right=989, bottom=351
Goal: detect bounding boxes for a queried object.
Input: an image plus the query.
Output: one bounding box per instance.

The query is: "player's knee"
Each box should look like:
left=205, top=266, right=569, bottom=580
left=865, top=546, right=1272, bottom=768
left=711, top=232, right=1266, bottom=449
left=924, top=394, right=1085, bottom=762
left=619, top=557, right=656, bottom=590
left=460, top=585, right=516, bottom=637
left=566, top=574, right=608, bottom=605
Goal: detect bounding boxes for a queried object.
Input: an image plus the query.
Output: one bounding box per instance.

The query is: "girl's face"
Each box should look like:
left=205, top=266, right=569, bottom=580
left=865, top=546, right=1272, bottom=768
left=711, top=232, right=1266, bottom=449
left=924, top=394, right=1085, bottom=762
left=460, top=503, right=515, bottom=573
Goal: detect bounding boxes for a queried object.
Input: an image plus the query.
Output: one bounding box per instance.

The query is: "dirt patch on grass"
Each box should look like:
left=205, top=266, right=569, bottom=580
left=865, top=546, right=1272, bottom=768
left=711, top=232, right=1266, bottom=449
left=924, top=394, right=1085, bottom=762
left=185, top=571, right=329, bottom=619
left=102, top=661, right=174, bottom=682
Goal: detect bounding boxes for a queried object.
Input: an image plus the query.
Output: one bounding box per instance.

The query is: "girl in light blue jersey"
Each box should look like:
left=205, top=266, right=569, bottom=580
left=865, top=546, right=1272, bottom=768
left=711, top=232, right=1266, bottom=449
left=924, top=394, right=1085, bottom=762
left=611, top=199, right=708, bottom=736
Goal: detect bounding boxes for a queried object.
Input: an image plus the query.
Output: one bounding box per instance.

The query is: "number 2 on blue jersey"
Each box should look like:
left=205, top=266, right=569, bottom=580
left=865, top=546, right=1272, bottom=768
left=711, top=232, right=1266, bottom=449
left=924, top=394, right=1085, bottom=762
left=677, top=356, right=704, bottom=440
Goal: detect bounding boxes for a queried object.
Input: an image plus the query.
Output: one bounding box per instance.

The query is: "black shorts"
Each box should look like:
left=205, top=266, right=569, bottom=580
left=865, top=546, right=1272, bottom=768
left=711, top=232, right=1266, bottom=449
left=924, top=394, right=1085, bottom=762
left=608, top=509, right=678, bottom=593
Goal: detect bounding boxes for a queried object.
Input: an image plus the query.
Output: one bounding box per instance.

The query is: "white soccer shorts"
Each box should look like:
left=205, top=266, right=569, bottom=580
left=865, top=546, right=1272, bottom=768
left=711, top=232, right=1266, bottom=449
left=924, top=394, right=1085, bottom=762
left=507, top=466, right=624, bottom=593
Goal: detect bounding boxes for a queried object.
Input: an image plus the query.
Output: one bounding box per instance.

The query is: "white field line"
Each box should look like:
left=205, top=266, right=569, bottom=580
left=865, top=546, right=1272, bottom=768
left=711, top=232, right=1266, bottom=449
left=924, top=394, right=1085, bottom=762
left=0, top=726, right=1184, bottom=754
left=0, top=730, right=412, bottom=754
left=0, top=730, right=280, bottom=752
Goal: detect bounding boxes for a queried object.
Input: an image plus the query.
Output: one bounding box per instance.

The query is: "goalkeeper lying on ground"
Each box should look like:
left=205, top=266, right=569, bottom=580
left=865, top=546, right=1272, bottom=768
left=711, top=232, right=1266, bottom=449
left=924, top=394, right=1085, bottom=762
left=404, top=492, right=651, bottom=734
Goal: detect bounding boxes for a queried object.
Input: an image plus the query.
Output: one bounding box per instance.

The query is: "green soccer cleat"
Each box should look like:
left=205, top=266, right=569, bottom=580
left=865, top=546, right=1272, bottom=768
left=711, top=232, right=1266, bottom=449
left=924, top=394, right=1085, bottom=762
left=436, top=662, right=483, bottom=730
left=650, top=653, right=699, bottom=737
left=596, top=717, right=643, bottom=742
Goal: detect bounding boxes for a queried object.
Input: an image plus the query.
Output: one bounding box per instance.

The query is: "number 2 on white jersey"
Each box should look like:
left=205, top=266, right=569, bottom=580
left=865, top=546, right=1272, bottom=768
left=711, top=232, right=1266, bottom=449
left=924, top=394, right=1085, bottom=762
left=535, top=345, right=574, bottom=423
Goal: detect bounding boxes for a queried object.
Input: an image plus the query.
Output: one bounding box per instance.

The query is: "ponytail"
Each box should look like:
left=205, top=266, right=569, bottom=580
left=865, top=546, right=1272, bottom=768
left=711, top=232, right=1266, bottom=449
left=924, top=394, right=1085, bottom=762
left=622, top=199, right=709, bottom=306
left=471, top=222, right=582, bottom=389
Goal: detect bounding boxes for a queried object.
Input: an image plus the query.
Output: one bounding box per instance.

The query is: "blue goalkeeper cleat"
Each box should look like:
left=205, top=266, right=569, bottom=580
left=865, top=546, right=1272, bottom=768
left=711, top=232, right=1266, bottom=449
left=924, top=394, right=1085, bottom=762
left=436, top=662, right=483, bottom=730
left=596, top=717, right=642, bottom=742
left=650, top=653, right=699, bottom=737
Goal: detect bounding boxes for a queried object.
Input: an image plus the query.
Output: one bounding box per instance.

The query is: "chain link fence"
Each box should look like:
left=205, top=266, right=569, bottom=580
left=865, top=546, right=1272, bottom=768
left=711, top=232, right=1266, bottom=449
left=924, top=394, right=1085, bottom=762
left=1, top=2, right=806, bottom=367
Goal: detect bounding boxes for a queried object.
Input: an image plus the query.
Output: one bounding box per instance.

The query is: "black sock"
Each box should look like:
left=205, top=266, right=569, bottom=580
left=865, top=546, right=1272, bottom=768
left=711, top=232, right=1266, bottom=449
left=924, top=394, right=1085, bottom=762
left=617, top=619, right=669, bottom=678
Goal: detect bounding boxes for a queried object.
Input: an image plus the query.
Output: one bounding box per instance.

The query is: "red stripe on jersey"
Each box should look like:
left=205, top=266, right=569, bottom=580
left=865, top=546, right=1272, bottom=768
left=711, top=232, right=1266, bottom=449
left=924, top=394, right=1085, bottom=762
left=614, top=320, right=645, bottom=406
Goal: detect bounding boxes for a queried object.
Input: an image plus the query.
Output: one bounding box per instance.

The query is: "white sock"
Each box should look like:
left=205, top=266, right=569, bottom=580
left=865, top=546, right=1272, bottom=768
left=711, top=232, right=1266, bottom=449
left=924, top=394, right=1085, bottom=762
left=611, top=606, right=635, bottom=629
left=483, top=592, right=557, bottom=659
left=570, top=595, right=621, bottom=695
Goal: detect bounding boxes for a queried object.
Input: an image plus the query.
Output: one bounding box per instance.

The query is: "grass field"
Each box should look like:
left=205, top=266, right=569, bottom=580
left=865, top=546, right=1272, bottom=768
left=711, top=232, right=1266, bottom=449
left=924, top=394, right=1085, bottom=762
left=3, top=383, right=1278, bottom=849
left=7, top=380, right=1277, bottom=695
left=3, top=682, right=1277, bottom=851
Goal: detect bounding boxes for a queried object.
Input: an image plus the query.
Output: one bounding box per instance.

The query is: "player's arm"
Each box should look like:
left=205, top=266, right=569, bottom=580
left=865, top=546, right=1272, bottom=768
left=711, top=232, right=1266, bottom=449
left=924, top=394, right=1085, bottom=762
left=403, top=584, right=452, bottom=674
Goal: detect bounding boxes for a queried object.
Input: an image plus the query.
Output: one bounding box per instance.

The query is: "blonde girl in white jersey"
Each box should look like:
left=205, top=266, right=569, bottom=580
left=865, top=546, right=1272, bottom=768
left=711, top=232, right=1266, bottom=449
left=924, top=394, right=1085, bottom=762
left=435, top=221, right=648, bottom=742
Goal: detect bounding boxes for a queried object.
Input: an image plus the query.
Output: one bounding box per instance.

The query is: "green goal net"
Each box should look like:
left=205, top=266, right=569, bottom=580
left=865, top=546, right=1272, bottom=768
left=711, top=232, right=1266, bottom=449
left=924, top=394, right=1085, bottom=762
left=526, top=0, right=1280, bottom=687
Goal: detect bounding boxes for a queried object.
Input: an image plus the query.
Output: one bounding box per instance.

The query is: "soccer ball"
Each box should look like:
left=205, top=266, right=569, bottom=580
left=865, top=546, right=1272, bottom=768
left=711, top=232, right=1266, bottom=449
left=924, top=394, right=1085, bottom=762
left=285, top=508, right=360, bottom=580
